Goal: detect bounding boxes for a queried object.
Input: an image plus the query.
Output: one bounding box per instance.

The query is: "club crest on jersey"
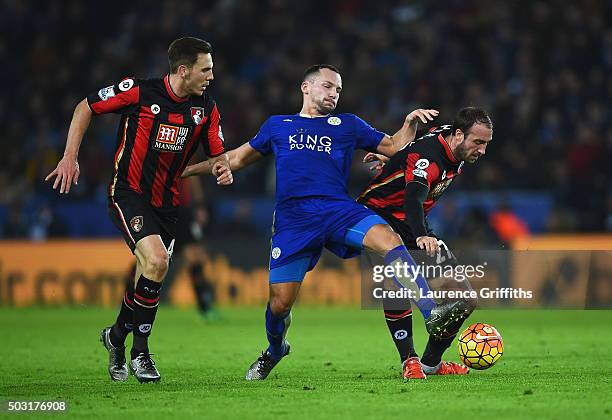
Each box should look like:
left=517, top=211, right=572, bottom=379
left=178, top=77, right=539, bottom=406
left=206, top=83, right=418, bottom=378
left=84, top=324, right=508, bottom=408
left=191, top=107, right=207, bottom=125
left=98, top=85, right=115, bottom=101
left=271, top=247, right=281, bottom=259
left=154, top=123, right=190, bottom=152
left=327, top=116, right=341, bottom=125
left=130, top=216, right=143, bottom=233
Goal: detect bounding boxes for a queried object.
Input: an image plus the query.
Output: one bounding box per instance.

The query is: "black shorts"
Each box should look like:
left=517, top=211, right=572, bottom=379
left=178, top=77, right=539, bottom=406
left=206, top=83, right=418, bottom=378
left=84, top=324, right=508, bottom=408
left=108, top=189, right=178, bottom=254
left=174, top=206, right=198, bottom=254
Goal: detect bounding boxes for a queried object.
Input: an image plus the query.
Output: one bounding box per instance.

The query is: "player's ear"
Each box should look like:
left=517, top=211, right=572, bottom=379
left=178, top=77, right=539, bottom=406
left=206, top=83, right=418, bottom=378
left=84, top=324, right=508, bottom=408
left=455, top=128, right=464, bottom=142
left=300, top=81, right=309, bottom=95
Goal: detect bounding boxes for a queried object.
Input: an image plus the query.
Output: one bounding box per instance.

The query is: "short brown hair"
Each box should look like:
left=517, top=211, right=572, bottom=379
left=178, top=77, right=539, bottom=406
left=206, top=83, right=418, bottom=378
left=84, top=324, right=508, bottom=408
left=452, top=107, right=493, bottom=135
left=303, top=64, right=340, bottom=82
left=168, top=37, right=212, bottom=73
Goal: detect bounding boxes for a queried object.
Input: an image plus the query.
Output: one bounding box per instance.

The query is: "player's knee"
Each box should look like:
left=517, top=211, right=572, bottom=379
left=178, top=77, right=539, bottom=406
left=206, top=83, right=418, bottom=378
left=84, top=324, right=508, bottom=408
left=378, top=229, right=403, bottom=252
left=365, top=224, right=403, bottom=253
left=269, top=296, right=292, bottom=316
left=143, top=251, right=169, bottom=279
left=387, top=231, right=403, bottom=249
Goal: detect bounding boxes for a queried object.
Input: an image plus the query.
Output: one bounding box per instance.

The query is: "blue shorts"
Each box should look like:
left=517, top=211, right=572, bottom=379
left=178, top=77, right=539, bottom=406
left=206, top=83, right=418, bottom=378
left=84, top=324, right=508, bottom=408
left=268, top=197, right=388, bottom=283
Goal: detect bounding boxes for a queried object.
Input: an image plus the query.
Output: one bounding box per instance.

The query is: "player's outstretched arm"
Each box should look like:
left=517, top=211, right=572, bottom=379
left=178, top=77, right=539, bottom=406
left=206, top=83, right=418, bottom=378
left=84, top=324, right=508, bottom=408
left=44, top=98, right=92, bottom=194
left=363, top=152, right=390, bottom=172
left=209, top=154, right=233, bottom=185
left=376, top=109, right=438, bottom=157
left=404, top=182, right=440, bottom=257
left=181, top=142, right=264, bottom=184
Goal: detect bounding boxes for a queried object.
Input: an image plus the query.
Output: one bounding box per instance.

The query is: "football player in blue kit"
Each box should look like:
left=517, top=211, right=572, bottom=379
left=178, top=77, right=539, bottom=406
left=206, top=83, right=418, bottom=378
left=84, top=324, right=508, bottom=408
left=182, top=64, right=469, bottom=380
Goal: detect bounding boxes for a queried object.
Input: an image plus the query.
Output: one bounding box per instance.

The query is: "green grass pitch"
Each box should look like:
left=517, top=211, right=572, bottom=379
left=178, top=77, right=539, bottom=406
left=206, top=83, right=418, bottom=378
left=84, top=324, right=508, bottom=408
left=1, top=307, right=611, bottom=419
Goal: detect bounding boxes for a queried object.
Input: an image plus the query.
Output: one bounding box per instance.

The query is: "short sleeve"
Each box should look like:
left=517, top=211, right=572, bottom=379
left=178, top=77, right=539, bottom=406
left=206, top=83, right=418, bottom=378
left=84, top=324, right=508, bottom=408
left=86, top=77, right=140, bottom=115
left=404, top=152, right=440, bottom=188
left=203, top=102, right=225, bottom=157
left=248, top=118, right=273, bottom=155
left=353, top=115, right=386, bottom=152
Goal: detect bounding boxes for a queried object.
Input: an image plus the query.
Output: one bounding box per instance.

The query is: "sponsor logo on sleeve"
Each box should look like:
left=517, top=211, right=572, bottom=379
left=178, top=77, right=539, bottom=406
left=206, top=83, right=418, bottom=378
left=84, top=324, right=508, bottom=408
left=412, top=169, right=428, bottom=178
left=98, top=85, right=115, bottom=101
left=151, top=104, right=160, bottom=115
left=118, top=78, right=134, bottom=92
left=415, top=158, right=430, bottom=169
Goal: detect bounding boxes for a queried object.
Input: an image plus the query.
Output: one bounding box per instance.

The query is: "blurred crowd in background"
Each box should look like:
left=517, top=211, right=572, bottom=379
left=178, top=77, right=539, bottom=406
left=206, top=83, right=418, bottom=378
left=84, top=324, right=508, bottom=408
left=1, top=0, right=611, bottom=246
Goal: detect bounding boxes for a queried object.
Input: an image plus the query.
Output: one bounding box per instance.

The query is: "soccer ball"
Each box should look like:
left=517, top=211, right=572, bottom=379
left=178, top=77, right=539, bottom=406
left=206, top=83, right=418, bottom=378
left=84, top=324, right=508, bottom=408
left=457, top=323, right=503, bottom=370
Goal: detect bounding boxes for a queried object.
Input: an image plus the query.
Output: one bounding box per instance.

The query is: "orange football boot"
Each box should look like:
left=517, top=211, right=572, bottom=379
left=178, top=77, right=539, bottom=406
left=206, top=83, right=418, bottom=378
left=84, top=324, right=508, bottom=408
left=402, top=356, right=427, bottom=379
left=430, top=361, right=469, bottom=375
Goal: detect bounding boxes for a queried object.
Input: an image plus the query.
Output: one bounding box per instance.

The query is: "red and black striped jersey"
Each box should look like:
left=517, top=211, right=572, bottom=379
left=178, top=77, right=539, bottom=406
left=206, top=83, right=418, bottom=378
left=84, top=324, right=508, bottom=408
left=87, top=75, right=225, bottom=209
left=357, top=125, right=464, bottom=221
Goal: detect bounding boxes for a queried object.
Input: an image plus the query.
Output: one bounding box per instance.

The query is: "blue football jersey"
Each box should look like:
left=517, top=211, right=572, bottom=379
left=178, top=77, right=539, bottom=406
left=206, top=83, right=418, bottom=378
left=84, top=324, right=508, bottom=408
left=249, top=113, right=385, bottom=203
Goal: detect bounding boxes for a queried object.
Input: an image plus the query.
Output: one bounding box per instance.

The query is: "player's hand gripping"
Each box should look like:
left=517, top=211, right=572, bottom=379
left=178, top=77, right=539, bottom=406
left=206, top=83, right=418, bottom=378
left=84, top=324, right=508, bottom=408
left=212, top=161, right=233, bottom=185
left=405, top=109, right=439, bottom=126
left=44, top=155, right=80, bottom=194
left=363, top=153, right=390, bottom=172
left=416, top=236, right=440, bottom=257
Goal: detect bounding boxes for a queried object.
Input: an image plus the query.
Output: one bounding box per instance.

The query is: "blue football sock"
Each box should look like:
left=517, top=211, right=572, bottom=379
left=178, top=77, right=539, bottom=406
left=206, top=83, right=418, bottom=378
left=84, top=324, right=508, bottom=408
left=265, top=303, right=291, bottom=360
left=384, top=245, right=436, bottom=318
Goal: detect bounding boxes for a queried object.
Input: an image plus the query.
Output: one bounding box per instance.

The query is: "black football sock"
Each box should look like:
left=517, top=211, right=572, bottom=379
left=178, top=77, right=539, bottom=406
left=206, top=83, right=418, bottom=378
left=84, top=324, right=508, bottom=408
left=383, top=299, right=417, bottom=363
left=131, top=275, right=162, bottom=359
left=110, top=266, right=136, bottom=347
left=194, top=282, right=215, bottom=313
left=189, top=263, right=214, bottom=313
left=420, top=334, right=456, bottom=368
